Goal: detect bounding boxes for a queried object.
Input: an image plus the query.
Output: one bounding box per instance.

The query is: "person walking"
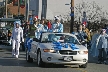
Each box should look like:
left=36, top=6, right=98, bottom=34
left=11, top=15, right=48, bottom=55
left=96, top=29, right=108, bottom=64
left=10, top=21, right=24, bottom=58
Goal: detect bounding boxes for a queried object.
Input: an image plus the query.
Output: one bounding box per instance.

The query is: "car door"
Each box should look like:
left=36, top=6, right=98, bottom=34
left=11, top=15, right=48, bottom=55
left=31, top=40, right=39, bottom=59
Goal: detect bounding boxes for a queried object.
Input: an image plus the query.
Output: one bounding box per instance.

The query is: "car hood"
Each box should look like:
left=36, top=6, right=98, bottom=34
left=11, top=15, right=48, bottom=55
left=40, top=43, right=87, bottom=51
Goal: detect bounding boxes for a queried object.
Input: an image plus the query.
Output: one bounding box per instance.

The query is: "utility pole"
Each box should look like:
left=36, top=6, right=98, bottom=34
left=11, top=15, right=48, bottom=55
left=5, top=0, right=8, bottom=18
left=70, top=0, right=74, bottom=33
left=18, top=0, right=20, bottom=18
left=27, top=0, right=29, bottom=22
left=25, top=0, right=27, bottom=21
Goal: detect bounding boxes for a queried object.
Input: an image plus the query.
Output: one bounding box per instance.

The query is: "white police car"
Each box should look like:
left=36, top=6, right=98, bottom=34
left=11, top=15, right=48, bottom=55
left=26, top=32, right=88, bottom=68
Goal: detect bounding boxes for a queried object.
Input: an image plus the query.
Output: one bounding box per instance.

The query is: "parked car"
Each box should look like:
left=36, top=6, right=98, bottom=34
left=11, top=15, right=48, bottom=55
left=25, top=32, right=88, bottom=68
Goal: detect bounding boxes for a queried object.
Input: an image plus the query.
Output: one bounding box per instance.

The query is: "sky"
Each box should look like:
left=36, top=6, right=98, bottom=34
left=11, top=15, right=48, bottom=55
left=75, top=0, right=108, bottom=12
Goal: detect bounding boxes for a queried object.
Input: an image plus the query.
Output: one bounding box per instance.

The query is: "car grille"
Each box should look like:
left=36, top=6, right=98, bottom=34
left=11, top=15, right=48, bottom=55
left=59, top=50, right=77, bottom=55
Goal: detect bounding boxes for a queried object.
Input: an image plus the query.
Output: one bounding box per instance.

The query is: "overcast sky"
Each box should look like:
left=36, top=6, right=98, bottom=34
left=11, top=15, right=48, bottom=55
left=75, top=0, right=108, bottom=12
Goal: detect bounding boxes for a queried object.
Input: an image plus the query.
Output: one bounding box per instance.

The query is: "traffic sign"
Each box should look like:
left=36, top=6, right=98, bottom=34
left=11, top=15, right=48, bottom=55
left=83, top=11, right=86, bottom=17
left=70, top=7, right=74, bottom=10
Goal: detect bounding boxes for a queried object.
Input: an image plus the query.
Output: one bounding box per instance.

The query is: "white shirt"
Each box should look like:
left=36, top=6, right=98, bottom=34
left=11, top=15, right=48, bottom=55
left=52, top=23, right=60, bottom=32
left=11, top=27, right=23, bottom=42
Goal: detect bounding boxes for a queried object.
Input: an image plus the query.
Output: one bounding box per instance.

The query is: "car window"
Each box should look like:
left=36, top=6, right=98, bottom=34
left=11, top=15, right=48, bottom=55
left=65, top=36, right=79, bottom=44
left=41, top=33, right=80, bottom=44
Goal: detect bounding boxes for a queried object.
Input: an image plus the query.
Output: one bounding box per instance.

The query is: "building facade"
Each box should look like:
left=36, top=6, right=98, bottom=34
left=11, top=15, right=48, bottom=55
left=29, top=0, right=71, bottom=20
left=8, top=3, right=25, bottom=15
left=0, top=0, right=5, bottom=6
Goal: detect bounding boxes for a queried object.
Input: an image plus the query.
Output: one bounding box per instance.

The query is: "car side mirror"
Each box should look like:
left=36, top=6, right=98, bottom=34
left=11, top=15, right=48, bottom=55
left=33, top=38, right=39, bottom=42
left=81, top=41, right=86, bottom=45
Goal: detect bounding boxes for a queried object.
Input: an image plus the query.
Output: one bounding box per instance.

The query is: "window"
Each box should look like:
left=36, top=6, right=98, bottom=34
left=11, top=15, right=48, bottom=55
left=41, top=33, right=80, bottom=44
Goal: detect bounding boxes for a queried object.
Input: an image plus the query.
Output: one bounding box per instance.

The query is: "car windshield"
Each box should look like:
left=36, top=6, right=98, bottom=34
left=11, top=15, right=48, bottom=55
left=41, top=33, right=80, bottom=45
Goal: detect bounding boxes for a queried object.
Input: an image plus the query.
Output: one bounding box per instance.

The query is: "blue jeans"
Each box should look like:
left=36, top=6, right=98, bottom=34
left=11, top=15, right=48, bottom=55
left=98, top=48, right=107, bottom=61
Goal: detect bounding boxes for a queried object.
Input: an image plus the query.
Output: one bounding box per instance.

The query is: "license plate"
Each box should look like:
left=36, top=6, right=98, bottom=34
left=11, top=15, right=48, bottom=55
left=63, top=56, right=73, bottom=61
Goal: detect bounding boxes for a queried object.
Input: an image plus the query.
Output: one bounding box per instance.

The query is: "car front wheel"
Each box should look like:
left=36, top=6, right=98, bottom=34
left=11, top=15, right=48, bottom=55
left=26, top=48, right=33, bottom=63
left=21, top=42, right=25, bottom=51
left=37, top=51, right=45, bottom=67
left=79, top=63, right=87, bottom=68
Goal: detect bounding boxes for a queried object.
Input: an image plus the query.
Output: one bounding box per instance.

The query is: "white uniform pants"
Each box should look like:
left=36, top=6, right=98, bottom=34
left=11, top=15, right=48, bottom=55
left=12, top=40, right=20, bottom=56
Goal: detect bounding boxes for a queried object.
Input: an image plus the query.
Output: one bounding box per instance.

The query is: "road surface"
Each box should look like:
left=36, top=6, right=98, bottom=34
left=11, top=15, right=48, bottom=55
left=0, top=49, right=108, bottom=72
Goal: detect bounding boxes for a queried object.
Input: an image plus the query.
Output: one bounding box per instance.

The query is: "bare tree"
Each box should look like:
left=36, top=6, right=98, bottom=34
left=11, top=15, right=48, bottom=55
left=74, top=1, right=105, bottom=22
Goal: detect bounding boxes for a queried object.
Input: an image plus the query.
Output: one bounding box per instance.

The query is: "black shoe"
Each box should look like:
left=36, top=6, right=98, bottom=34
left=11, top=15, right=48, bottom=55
left=103, top=61, right=107, bottom=64
left=97, top=61, right=102, bottom=64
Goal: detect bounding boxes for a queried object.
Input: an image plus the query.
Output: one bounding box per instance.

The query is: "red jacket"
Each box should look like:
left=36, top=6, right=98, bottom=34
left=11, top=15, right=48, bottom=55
left=47, top=21, right=52, bottom=29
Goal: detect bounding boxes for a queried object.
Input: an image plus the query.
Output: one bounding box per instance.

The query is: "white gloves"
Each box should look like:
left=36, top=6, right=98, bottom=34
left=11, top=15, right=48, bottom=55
left=9, top=39, right=12, bottom=45
left=22, top=38, right=24, bottom=42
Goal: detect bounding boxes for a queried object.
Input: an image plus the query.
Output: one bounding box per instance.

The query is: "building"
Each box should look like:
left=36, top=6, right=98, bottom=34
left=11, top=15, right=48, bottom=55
left=0, top=0, right=5, bottom=6
left=8, top=2, right=25, bottom=15
left=29, top=0, right=71, bottom=20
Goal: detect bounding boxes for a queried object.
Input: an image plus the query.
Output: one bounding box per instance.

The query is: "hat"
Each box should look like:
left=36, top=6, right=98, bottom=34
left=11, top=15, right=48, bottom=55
left=34, top=16, right=38, bottom=19
left=13, top=21, right=21, bottom=28
left=82, top=22, right=86, bottom=26
left=101, top=29, right=106, bottom=32
left=14, top=21, right=21, bottom=25
left=54, top=16, right=60, bottom=20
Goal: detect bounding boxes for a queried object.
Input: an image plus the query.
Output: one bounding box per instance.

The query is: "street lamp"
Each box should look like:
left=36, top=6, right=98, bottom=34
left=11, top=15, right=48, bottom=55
left=5, top=0, right=8, bottom=18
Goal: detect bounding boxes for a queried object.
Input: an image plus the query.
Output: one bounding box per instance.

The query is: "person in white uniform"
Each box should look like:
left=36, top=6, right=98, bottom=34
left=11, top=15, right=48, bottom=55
left=52, top=16, right=63, bottom=33
left=34, top=20, right=43, bottom=39
left=10, top=21, right=24, bottom=58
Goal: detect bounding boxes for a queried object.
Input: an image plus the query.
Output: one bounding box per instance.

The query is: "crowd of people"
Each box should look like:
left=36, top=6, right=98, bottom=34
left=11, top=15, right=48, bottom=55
left=68, top=22, right=108, bottom=64
left=90, top=28, right=108, bottom=64
left=21, top=16, right=63, bottom=39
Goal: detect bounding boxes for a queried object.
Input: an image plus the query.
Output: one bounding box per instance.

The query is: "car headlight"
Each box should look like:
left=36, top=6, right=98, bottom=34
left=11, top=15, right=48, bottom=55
left=43, top=49, right=56, bottom=53
left=78, top=51, right=88, bottom=54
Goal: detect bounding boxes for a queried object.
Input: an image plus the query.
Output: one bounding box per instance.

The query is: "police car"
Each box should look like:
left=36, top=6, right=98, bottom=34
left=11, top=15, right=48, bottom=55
left=25, top=32, right=88, bottom=68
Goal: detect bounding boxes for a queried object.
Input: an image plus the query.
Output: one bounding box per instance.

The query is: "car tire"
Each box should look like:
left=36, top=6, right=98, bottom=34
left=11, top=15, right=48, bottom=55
left=26, top=48, right=33, bottom=63
left=37, top=51, right=45, bottom=67
left=21, top=42, right=25, bottom=51
left=79, top=63, right=87, bottom=68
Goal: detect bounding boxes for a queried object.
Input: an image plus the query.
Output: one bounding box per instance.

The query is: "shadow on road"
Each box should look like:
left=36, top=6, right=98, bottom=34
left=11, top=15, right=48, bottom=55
left=5, top=52, right=26, bottom=56
left=0, top=58, right=72, bottom=68
left=88, top=51, right=108, bottom=64
left=40, top=64, right=71, bottom=68
left=0, top=50, right=4, bottom=52
left=0, top=58, right=37, bottom=67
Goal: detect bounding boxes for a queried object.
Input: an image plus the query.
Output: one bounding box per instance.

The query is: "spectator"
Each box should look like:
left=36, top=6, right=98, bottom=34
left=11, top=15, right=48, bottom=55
left=40, top=19, right=48, bottom=32
left=29, top=15, right=33, bottom=24
left=96, top=29, right=108, bottom=64
left=77, top=24, right=87, bottom=47
left=47, top=20, right=52, bottom=31
left=90, top=29, right=101, bottom=57
left=82, top=24, right=91, bottom=47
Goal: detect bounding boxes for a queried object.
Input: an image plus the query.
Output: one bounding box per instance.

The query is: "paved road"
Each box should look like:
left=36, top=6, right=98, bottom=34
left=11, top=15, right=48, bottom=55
left=0, top=49, right=108, bottom=72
